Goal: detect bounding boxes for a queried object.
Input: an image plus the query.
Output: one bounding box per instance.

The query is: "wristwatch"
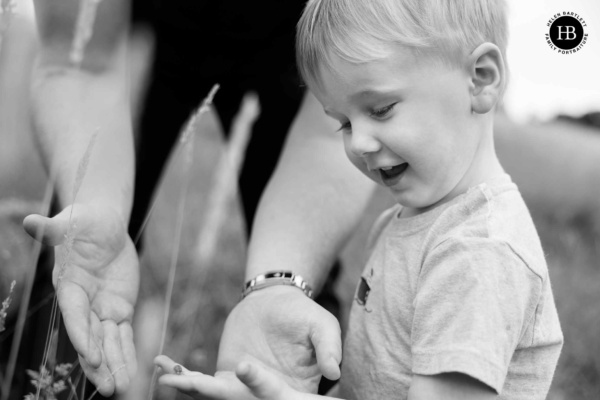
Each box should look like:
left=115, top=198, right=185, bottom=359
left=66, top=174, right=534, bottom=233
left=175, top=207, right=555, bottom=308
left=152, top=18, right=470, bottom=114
left=241, top=271, right=314, bottom=300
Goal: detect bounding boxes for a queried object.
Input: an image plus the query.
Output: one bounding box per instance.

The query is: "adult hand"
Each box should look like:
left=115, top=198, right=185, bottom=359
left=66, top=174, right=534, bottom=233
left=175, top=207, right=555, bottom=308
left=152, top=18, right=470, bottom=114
left=217, top=286, right=342, bottom=393
left=23, top=203, right=139, bottom=396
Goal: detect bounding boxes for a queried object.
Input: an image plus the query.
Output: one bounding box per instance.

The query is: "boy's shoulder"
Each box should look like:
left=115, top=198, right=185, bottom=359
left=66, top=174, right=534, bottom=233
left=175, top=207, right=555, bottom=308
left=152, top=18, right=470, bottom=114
left=426, top=174, right=547, bottom=279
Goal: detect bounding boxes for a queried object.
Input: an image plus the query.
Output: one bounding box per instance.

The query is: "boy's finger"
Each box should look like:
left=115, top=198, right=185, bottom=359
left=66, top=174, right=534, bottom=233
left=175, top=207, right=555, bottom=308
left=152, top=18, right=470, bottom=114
left=154, top=355, right=185, bottom=374
left=157, top=374, right=199, bottom=392
left=158, top=372, right=233, bottom=399
left=310, top=311, right=342, bottom=380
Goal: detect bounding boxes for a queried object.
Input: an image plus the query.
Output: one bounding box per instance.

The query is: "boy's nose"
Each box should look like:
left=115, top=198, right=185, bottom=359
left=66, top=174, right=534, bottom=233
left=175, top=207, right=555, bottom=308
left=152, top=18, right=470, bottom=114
left=349, top=127, right=382, bottom=157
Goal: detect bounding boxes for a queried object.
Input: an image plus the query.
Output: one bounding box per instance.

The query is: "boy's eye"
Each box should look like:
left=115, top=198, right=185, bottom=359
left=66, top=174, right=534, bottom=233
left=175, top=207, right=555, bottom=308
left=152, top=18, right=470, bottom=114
left=336, top=121, right=352, bottom=133
left=370, top=103, right=396, bottom=118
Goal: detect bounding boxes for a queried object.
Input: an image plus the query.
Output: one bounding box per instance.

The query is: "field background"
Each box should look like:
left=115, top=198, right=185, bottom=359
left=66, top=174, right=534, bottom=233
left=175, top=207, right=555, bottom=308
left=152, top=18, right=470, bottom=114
left=1, top=5, right=600, bottom=400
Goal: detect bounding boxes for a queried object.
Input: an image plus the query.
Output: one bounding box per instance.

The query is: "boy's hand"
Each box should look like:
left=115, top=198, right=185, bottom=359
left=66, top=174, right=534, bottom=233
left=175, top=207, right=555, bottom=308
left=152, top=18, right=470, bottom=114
left=216, top=286, right=342, bottom=393
left=154, top=356, right=297, bottom=400
left=23, top=204, right=139, bottom=396
left=155, top=355, right=256, bottom=399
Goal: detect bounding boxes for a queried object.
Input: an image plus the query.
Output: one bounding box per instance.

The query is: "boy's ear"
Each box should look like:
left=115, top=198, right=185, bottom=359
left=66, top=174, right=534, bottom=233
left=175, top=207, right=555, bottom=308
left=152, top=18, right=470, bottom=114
left=468, top=43, right=505, bottom=114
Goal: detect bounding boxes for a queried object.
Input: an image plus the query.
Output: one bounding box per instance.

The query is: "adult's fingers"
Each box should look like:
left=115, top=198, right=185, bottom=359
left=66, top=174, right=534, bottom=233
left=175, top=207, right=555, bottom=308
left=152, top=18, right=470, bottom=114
left=79, top=353, right=116, bottom=397
left=102, top=320, right=130, bottom=393
left=23, top=213, right=69, bottom=246
left=57, top=282, right=103, bottom=368
left=120, top=322, right=137, bottom=378
left=309, top=308, right=342, bottom=381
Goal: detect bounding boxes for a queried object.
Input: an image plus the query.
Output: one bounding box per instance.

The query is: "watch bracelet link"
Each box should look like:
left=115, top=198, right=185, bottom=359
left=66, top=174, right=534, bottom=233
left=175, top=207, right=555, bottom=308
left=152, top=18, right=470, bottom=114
left=241, top=271, right=314, bottom=300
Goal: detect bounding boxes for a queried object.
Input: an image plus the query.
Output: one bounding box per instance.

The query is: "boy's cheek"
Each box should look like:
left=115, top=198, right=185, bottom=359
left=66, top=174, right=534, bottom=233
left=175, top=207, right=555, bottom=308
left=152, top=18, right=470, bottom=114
left=345, top=151, right=380, bottom=184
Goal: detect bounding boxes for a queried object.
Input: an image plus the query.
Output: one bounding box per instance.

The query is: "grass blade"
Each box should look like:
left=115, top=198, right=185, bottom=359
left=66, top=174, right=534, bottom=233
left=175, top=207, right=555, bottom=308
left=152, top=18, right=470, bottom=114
left=70, top=0, right=103, bottom=68
left=177, top=92, right=259, bottom=360
left=195, top=92, right=259, bottom=267
left=132, top=84, right=220, bottom=246
left=0, top=172, right=54, bottom=400
left=0, top=0, right=16, bottom=51
left=146, top=85, right=219, bottom=399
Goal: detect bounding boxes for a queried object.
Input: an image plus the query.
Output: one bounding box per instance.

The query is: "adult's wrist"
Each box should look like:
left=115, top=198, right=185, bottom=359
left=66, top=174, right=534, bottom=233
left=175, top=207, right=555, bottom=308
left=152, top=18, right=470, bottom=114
left=56, top=202, right=131, bottom=235
left=241, top=271, right=313, bottom=300
left=238, top=283, right=312, bottom=303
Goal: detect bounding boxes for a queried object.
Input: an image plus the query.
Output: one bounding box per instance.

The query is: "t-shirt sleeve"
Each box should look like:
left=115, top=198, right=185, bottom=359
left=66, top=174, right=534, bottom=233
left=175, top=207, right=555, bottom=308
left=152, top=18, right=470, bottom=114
left=411, top=237, right=543, bottom=393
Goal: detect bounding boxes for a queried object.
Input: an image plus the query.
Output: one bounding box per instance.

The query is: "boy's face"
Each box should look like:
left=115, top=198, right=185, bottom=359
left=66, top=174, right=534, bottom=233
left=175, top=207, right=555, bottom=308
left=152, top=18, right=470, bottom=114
left=313, top=47, right=486, bottom=212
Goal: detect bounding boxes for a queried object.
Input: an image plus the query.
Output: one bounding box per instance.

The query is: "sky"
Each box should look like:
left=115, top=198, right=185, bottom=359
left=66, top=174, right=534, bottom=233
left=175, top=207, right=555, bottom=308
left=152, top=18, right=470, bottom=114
left=503, top=0, right=600, bottom=122
left=10, top=0, right=600, bottom=123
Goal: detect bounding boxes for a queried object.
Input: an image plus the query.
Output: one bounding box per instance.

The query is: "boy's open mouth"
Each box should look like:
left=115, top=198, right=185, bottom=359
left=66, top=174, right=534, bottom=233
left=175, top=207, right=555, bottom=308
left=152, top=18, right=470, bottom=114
left=379, top=163, right=408, bottom=186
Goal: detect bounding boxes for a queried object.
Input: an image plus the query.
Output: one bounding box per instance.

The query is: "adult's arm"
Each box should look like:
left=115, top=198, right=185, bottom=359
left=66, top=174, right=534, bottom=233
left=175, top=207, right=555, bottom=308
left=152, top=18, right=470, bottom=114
left=31, top=0, right=133, bottom=214
left=23, top=0, right=139, bottom=395
left=217, top=91, right=377, bottom=392
left=246, top=90, right=375, bottom=288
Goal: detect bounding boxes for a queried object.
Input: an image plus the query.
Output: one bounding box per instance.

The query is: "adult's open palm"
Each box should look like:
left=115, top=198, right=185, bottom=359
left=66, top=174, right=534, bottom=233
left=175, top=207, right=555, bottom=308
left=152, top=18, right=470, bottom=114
left=24, top=204, right=139, bottom=396
left=217, top=286, right=342, bottom=395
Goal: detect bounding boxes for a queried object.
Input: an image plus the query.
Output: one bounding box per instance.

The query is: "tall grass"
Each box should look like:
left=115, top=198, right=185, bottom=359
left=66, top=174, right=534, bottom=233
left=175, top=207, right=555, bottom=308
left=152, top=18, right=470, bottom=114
left=0, top=0, right=16, bottom=50
left=537, top=211, right=600, bottom=400
left=0, top=280, right=15, bottom=333
left=0, top=175, right=55, bottom=400
left=70, top=0, right=103, bottom=68
left=147, top=84, right=220, bottom=399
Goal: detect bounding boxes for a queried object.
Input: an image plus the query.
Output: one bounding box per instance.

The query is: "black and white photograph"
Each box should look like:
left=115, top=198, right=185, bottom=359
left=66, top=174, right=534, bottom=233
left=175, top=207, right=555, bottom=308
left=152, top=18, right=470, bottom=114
left=1, top=0, right=599, bottom=399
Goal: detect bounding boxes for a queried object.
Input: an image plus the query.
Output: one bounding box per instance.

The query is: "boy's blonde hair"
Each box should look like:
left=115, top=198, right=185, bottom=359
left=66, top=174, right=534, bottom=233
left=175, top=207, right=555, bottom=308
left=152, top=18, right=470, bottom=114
left=296, top=0, right=508, bottom=89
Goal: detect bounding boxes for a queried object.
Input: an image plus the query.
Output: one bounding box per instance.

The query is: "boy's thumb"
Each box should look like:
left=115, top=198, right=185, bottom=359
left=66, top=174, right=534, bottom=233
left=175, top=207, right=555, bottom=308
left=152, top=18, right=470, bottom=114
left=23, top=213, right=69, bottom=246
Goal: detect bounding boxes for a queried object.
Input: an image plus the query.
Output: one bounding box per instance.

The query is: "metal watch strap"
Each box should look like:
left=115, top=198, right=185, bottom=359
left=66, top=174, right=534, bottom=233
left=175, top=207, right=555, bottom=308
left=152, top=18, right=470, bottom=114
left=241, top=271, right=313, bottom=300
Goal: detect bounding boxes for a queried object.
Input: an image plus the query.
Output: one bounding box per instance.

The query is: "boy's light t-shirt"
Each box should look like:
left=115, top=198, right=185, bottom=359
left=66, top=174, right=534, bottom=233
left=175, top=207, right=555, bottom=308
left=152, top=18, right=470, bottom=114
left=339, top=175, right=563, bottom=400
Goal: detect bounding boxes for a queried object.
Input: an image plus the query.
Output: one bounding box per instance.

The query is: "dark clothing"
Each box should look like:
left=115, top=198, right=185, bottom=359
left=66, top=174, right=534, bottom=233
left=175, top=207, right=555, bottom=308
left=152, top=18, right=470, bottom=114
left=128, top=0, right=307, bottom=237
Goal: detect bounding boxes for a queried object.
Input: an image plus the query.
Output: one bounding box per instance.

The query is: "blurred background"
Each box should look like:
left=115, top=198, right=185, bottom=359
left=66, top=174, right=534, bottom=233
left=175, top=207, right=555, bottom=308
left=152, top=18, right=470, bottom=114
left=0, top=0, right=599, bottom=399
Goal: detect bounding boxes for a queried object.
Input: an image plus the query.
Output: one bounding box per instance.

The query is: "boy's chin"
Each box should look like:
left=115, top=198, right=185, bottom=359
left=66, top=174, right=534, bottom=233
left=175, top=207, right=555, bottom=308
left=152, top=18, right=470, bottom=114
left=389, top=191, right=442, bottom=215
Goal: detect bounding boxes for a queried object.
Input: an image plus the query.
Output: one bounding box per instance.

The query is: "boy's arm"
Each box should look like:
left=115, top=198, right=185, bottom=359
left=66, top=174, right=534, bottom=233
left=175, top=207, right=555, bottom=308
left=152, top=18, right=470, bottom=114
left=23, top=0, right=138, bottom=396
left=408, top=374, right=497, bottom=400
left=217, top=92, right=377, bottom=391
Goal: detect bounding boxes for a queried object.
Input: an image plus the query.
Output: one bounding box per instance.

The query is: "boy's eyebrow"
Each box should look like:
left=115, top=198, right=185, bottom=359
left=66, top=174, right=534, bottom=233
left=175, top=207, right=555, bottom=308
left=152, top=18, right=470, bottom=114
left=350, top=88, right=400, bottom=100
left=321, top=88, right=404, bottom=116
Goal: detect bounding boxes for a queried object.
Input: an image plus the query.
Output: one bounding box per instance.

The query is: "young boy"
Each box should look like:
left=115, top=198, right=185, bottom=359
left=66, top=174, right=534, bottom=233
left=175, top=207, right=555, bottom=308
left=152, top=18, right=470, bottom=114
left=155, top=0, right=563, bottom=398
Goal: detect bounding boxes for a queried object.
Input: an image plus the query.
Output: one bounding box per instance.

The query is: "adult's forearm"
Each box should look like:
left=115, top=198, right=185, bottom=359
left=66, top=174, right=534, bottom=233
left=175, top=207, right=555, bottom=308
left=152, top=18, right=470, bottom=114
left=245, top=92, right=376, bottom=292
left=31, top=0, right=134, bottom=220
left=31, top=66, right=134, bottom=220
